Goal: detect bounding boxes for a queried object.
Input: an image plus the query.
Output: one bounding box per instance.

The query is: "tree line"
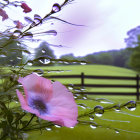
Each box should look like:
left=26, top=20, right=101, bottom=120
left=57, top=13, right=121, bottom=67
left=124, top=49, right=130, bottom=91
left=1, top=25, right=140, bottom=72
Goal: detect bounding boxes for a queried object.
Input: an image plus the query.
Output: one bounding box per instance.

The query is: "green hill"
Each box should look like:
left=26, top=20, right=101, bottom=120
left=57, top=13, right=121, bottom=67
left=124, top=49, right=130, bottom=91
left=27, top=65, right=140, bottom=140
left=31, top=64, right=136, bottom=76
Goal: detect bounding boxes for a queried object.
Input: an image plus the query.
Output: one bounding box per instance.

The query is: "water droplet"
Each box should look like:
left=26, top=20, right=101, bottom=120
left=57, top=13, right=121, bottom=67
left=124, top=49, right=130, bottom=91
left=74, top=95, right=78, bottom=99
left=39, top=59, right=50, bottom=64
left=17, top=84, right=23, bottom=87
left=80, top=62, right=86, bottom=65
left=89, top=115, right=94, bottom=121
left=0, top=54, right=6, bottom=57
left=96, top=98, right=114, bottom=104
left=46, top=127, right=52, bottom=131
left=82, top=96, right=87, bottom=100
left=68, top=87, right=73, bottom=90
left=81, top=88, right=86, bottom=91
left=90, top=124, right=97, bottom=129
left=70, top=127, right=74, bottom=129
left=64, top=61, right=69, bottom=64
left=73, top=62, right=77, bottom=64
left=17, top=56, right=22, bottom=60
left=74, top=89, right=81, bottom=92
left=55, top=125, right=61, bottom=128
left=94, top=105, right=104, bottom=117
left=27, top=62, right=33, bottom=66
left=58, top=61, right=63, bottom=64
left=115, top=130, right=120, bottom=134
left=13, top=30, right=22, bottom=37
left=125, top=101, right=136, bottom=111
left=100, top=101, right=113, bottom=104
left=33, top=69, right=44, bottom=76
left=52, top=3, right=61, bottom=13
left=78, top=103, right=88, bottom=109
left=114, top=105, right=121, bottom=112
left=42, top=49, right=46, bottom=53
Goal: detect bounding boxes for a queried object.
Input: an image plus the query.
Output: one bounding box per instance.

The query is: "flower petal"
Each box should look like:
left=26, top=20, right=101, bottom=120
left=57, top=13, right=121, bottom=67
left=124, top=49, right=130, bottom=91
left=16, top=90, right=40, bottom=115
left=18, top=74, right=52, bottom=101
left=48, top=81, right=78, bottom=127
left=0, top=8, right=8, bottom=21
left=21, top=3, right=32, bottom=13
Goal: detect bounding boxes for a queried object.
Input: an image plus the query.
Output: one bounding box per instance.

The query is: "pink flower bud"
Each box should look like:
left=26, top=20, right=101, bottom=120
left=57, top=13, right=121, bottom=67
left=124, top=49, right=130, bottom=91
left=0, top=8, right=8, bottom=21
left=15, top=21, right=24, bottom=29
left=21, top=3, right=32, bottom=13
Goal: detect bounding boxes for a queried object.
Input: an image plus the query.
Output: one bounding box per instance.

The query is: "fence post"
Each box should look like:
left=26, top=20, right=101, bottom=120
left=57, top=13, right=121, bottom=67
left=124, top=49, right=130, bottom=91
left=81, top=72, right=84, bottom=87
left=136, top=74, right=139, bottom=100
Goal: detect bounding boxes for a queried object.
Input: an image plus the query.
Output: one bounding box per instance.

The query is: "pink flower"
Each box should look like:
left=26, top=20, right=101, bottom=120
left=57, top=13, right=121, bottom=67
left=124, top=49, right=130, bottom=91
left=21, top=3, right=32, bottom=13
left=0, top=8, right=8, bottom=21
left=16, top=74, right=78, bottom=127
left=15, top=21, right=24, bottom=29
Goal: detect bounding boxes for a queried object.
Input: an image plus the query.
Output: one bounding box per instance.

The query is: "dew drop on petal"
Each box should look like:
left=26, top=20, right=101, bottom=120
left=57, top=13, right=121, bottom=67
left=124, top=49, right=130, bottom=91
left=94, top=105, right=104, bottom=117
left=52, top=3, right=61, bottom=13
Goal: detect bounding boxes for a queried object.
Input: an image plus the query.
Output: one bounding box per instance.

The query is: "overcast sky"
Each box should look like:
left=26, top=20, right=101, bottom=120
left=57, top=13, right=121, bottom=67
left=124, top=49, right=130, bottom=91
left=1, top=0, right=140, bottom=57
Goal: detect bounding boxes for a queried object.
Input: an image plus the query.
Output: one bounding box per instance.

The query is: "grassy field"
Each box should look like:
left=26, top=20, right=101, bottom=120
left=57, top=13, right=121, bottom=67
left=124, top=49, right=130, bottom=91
left=29, top=64, right=138, bottom=94
left=26, top=65, right=140, bottom=140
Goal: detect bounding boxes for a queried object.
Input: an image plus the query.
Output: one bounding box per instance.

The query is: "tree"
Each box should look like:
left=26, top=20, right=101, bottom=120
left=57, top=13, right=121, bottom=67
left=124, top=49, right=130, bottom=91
left=125, top=26, right=140, bottom=71
left=34, top=41, right=56, bottom=66
left=129, top=46, right=140, bottom=71
left=84, top=54, right=98, bottom=64
left=0, top=38, right=23, bottom=66
left=59, top=53, right=76, bottom=65
left=96, top=52, right=113, bottom=65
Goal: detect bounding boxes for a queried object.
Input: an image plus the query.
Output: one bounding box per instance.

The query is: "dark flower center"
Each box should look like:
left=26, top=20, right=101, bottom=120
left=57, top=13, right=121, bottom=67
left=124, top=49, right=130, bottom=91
left=30, top=98, right=47, bottom=115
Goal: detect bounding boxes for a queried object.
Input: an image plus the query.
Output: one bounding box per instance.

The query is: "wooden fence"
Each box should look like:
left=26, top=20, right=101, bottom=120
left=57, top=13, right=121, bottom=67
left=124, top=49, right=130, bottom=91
left=47, top=72, right=140, bottom=100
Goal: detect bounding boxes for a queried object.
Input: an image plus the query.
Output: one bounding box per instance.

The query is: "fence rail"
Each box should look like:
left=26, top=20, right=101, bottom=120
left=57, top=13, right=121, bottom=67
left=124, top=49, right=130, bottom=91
left=47, top=72, right=140, bottom=100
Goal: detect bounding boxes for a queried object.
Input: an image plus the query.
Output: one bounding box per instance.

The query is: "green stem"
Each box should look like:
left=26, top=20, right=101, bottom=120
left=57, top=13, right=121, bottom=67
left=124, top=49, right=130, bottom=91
left=20, top=114, right=35, bottom=131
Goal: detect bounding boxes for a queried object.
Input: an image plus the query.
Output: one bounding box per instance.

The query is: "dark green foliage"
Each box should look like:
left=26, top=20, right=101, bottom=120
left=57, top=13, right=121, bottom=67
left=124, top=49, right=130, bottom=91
left=0, top=38, right=23, bottom=66
left=129, top=46, right=140, bottom=72
left=59, top=49, right=132, bottom=68
left=33, top=41, right=56, bottom=66
left=125, top=26, right=140, bottom=71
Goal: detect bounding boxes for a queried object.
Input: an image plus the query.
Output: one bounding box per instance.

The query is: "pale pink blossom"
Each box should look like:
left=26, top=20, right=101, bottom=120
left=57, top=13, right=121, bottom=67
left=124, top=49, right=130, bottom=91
left=16, top=74, right=78, bottom=127
left=15, top=21, right=24, bottom=29
left=21, top=3, right=32, bottom=13
left=0, top=8, right=8, bottom=21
